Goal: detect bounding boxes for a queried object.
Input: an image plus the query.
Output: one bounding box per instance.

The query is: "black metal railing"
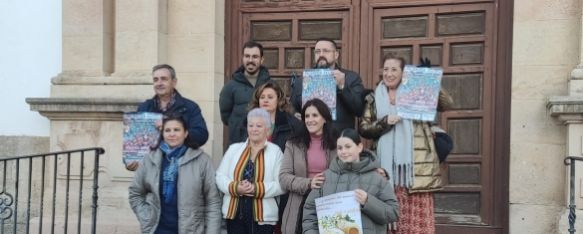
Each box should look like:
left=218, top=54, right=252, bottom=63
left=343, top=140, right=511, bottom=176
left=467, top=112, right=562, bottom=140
left=0, top=147, right=104, bottom=234
left=565, top=156, right=583, bottom=234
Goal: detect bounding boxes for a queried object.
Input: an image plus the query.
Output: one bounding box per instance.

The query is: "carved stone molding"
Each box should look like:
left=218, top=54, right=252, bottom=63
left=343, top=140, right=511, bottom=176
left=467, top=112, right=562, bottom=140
left=52, top=76, right=152, bottom=86
left=26, top=97, right=142, bottom=121
left=548, top=96, right=583, bottom=124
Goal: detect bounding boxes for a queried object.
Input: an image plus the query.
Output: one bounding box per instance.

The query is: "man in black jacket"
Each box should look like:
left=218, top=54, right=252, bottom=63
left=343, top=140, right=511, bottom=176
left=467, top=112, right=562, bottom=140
left=219, top=41, right=271, bottom=145
left=290, top=38, right=365, bottom=132
left=126, top=64, right=209, bottom=171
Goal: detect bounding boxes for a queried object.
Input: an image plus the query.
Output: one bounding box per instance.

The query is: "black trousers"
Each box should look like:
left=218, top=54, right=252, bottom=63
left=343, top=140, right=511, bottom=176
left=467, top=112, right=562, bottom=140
left=227, top=198, right=274, bottom=234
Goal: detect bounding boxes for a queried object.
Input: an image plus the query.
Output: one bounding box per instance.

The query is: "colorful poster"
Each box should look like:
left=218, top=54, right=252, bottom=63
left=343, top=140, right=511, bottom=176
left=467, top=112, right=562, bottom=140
left=122, top=112, right=163, bottom=164
left=315, top=191, right=363, bottom=234
left=396, top=65, right=443, bottom=121
left=302, top=69, right=337, bottom=120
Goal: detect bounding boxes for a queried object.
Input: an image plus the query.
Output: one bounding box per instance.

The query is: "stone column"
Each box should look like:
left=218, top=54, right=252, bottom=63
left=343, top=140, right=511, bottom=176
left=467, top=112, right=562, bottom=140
left=164, top=0, right=225, bottom=164
left=54, top=0, right=152, bottom=98
left=112, top=0, right=167, bottom=78
left=61, top=0, right=113, bottom=77
left=551, top=1, right=583, bottom=232
left=53, top=0, right=155, bottom=100
left=570, top=0, right=583, bottom=97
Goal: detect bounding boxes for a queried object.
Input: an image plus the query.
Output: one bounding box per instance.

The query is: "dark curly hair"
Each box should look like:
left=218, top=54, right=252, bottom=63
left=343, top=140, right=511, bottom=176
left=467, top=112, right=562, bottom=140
left=289, top=98, right=337, bottom=150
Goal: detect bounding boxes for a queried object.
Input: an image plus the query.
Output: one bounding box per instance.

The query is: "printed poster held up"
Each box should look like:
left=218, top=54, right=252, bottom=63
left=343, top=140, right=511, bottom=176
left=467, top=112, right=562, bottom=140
left=396, top=65, right=443, bottom=121
left=302, top=69, right=337, bottom=120
left=315, top=191, right=363, bottom=234
left=123, top=112, right=163, bottom=164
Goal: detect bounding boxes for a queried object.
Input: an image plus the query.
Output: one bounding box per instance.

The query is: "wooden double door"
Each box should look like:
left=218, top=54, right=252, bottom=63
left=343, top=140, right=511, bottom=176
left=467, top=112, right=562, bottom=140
left=226, top=0, right=512, bottom=233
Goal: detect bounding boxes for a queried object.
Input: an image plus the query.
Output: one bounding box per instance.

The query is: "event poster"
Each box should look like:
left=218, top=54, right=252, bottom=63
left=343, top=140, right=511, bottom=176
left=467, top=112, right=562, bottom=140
left=396, top=65, right=443, bottom=121
left=315, top=191, right=363, bottom=234
left=302, top=69, right=337, bottom=120
left=122, top=112, right=163, bottom=164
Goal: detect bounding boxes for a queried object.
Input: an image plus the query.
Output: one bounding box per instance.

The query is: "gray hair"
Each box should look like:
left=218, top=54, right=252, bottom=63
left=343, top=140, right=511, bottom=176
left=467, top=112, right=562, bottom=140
left=247, top=108, right=272, bottom=129
left=152, top=64, right=177, bottom=80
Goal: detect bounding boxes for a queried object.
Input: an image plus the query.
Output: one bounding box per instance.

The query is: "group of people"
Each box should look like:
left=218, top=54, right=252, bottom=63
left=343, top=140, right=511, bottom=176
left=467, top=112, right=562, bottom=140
left=127, top=38, right=451, bottom=234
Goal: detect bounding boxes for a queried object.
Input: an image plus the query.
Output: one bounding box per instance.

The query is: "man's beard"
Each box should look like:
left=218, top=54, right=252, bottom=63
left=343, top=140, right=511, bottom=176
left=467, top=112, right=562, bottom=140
left=315, top=57, right=333, bottom=69
left=245, top=62, right=259, bottom=75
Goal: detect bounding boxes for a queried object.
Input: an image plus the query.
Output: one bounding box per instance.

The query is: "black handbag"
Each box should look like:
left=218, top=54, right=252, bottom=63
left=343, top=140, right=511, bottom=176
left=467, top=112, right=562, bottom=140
left=434, top=131, right=453, bottom=163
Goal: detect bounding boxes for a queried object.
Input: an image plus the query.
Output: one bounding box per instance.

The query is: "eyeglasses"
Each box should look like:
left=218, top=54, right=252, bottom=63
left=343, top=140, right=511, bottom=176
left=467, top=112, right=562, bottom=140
left=314, top=49, right=335, bottom=55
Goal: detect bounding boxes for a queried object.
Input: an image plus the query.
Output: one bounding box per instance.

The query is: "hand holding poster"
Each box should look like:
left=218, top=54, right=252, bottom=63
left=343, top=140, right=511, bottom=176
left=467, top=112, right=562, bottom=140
left=123, top=112, right=163, bottom=164
left=396, top=65, right=443, bottom=121
left=315, top=191, right=363, bottom=234
left=302, top=69, right=337, bottom=120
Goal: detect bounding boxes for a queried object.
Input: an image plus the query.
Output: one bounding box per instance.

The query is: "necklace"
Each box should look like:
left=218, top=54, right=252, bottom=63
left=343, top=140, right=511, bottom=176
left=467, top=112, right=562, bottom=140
left=388, top=89, right=397, bottom=105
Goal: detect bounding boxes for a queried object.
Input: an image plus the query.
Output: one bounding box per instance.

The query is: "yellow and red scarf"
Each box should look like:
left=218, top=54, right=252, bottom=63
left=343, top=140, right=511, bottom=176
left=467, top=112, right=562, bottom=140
left=225, top=144, right=267, bottom=221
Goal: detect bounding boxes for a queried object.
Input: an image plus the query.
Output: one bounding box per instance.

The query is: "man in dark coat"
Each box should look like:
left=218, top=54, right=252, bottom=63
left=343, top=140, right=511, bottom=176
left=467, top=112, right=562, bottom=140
left=126, top=64, right=209, bottom=171
left=219, top=41, right=271, bottom=144
left=291, top=38, right=365, bottom=132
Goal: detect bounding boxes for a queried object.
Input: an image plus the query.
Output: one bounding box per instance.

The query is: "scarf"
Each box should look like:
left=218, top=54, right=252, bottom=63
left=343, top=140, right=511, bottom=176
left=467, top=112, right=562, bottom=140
left=159, top=141, right=187, bottom=204
left=375, top=83, right=414, bottom=188
left=225, top=143, right=267, bottom=221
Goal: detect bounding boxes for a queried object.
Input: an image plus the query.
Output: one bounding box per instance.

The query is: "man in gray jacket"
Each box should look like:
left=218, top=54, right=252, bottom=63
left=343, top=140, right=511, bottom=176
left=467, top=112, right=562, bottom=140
left=290, top=38, right=365, bottom=133
left=219, top=41, right=271, bottom=145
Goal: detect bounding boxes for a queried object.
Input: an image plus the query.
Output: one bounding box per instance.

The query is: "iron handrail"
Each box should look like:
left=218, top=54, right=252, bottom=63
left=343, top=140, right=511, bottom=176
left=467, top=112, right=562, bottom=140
left=0, top=148, right=105, bottom=161
left=564, top=156, right=583, bottom=234
left=0, top=147, right=105, bottom=234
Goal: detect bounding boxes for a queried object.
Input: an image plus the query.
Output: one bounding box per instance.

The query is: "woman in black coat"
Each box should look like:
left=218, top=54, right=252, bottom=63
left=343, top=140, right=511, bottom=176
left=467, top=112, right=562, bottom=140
left=232, top=81, right=301, bottom=151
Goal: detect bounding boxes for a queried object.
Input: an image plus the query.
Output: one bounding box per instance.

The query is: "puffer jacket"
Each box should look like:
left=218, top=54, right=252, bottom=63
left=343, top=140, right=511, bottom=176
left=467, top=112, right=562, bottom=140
left=302, top=151, right=399, bottom=234
left=359, top=89, right=452, bottom=193
left=128, top=148, right=222, bottom=234
left=219, top=66, right=271, bottom=144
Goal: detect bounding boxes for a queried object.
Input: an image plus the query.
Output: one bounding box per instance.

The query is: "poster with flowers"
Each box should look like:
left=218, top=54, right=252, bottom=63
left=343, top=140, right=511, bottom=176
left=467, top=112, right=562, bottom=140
left=396, top=65, right=443, bottom=121
left=315, top=191, right=362, bottom=234
left=122, top=112, right=162, bottom=164
left=302, top=69, right=337, bottom=120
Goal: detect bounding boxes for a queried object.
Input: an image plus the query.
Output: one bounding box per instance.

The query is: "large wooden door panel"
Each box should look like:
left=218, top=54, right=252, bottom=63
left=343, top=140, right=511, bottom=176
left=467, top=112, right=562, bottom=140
left=226, top=0, right=511, bottom=233
left=241, top=11, right=351, bottom=95
left=367, top=3, right=497, bottom=229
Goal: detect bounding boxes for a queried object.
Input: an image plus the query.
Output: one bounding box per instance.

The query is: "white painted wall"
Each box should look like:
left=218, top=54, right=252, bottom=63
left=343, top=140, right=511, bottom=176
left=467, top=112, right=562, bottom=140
left=0, top=0, right=61, bottom=136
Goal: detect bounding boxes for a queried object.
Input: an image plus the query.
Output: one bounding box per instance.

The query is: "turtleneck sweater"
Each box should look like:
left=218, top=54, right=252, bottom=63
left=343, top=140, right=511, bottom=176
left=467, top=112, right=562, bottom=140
left=307, top=134, right=327, bottom=178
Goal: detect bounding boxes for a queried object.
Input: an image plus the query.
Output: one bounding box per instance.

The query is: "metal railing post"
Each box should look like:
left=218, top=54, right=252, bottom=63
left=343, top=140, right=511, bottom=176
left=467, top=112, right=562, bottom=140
left=564, top=156, right=583, bottom=234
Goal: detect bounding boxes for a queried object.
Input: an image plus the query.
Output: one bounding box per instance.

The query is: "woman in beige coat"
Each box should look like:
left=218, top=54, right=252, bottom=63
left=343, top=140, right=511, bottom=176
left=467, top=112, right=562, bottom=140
left=278, top=98, right=338, bottom=234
